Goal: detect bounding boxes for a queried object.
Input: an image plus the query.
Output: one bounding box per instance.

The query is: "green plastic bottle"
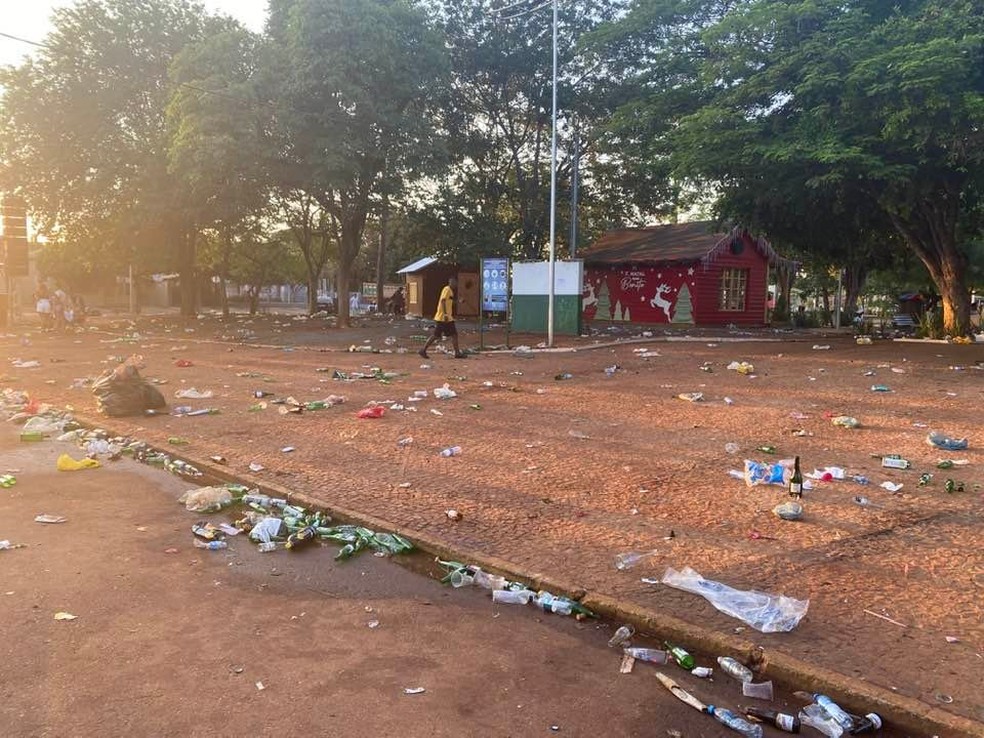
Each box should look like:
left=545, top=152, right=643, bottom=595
left=19, top=431, right=45, bottom=442
left=665, top=641, right=695, bottom=670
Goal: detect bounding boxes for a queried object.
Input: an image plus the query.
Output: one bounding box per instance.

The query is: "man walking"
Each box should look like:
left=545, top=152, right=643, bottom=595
left=419, top=276, right=466, bottom=359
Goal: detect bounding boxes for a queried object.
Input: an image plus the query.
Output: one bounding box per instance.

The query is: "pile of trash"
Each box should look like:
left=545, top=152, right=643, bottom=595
left=186, top=490, right=415, bottom=558
left=91, top=357, right=167, bottom=417
left=437, top=558, right=595, bottom=619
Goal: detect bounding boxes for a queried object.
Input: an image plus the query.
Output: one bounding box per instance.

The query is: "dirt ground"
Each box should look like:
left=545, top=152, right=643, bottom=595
left=2, top=311, right=983, bottom=730
left=3, top=431, right=806, bottom=738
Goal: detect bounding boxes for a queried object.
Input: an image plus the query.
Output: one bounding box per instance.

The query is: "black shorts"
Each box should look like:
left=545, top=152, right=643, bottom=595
left=432, top=321, right=457, bottom=338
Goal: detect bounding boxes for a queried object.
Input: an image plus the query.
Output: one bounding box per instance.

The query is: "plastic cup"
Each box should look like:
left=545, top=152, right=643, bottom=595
left=742, top=680, right=774, bottom=701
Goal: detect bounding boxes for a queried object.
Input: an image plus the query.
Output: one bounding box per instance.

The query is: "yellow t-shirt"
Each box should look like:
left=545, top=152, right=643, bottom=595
left=434, top=286, right=454, bottom=322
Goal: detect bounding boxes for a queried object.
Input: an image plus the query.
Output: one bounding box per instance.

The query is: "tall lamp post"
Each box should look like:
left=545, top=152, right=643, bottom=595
left=546, top=0, right=558, bottom=347
left=496, top=0, right=559, bottom=347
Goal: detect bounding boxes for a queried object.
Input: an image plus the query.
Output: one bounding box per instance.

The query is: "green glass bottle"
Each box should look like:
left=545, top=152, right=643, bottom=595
left=19, top=431, right=45, bottom=442
left=664, top=641, right=695, bottom=670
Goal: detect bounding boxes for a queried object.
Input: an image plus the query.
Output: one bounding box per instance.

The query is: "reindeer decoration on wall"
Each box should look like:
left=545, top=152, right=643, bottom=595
left=649, top=283, right=673, bottom=322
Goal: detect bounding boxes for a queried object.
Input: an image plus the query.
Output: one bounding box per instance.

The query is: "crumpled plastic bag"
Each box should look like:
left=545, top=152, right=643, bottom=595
left=23, top=416, right=68, bottom=434
left=433, top=384, right=457, bottom=399
left=91, top=363, right=167, bottom=417
left=56, top=454, right=101, bottom=472
left=178, top=486, right=233, bottom=513
left=660, top=566, right=808, bottom=633
left=743, top=459, right=793, bottom=487
left=249, top=517, right=287, bottom=543
left=926, top=431, right=968, bottom=451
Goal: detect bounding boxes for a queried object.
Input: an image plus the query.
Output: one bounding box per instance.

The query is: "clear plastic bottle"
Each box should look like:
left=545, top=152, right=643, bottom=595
left=193, top=539, right=228, bottom=550
left=608, top=625, right=635, bottom=647
left=707, top=706, right=764, bottom=738
left=622, top=647, right=668, bottom=664
left=257, top=541, right=278, bottom=553
left=717, top=656, right=754, bottom=683
left=614, top=550, right=656, bottom=570
left=492, top=589, right=533, bottom=605
left=813, top=695, right=854, bottom=730
left=439, top=445, right=462, bottom=457
left=799, top=704, right=844, bottom=738
left=473, top=569, right=507, bottom=591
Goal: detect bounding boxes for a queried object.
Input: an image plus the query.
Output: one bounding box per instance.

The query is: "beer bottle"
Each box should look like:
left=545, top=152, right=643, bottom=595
left=664, top=641, right=695, bottom=670
left=745, top=707, right=800, bottom=733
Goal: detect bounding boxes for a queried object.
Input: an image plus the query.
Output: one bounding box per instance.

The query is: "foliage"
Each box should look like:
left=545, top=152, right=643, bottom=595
left=597, top=0, right=984, bottom=334
left=0, top=0, right=227, bottom=315
left=263, top=0, right=450, bottom=324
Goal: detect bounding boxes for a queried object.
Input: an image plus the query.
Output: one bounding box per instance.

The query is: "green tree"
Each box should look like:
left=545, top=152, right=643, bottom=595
left=0, top=0, right=226, bottom=316
left=263, top=0, right=449, bottom=326
left=429, top=0, right=631, bottom=262
left=167, top=25, right=272, bottom=318
left=598, top=0, right=984, bottom=335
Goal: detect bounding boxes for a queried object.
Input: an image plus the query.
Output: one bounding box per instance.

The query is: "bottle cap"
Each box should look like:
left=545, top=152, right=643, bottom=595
left=864, top=713, right=883, bottom=729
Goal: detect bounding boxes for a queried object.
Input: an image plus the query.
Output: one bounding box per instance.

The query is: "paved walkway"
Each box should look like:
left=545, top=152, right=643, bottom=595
left=3, top=316, right=982, bottom=730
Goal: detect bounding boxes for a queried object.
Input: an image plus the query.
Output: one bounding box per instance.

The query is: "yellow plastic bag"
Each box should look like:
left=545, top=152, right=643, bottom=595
left=56, top=454, right=101, bottom=472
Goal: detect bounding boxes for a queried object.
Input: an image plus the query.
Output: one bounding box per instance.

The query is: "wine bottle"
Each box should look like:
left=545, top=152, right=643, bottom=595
left=788, top=456, right=804, bottom=498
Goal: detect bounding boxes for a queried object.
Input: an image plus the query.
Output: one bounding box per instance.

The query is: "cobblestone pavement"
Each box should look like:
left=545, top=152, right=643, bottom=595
left=3, top=313, right=983, bottom=726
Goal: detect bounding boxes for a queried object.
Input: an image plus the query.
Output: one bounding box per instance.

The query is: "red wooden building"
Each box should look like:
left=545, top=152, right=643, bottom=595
left=579, top=222, right=791, bottom=327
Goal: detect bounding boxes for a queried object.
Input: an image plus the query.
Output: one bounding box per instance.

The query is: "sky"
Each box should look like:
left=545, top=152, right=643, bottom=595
left=0, top=0, right=269, bottom=67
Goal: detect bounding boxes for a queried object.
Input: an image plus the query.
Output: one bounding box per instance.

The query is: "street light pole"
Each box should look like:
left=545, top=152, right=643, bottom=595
left=547, top=0, right=558, bottom=347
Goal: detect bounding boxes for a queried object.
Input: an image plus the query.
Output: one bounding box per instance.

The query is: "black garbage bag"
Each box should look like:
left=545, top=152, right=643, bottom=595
left=91, top=363, right=167, bottom=417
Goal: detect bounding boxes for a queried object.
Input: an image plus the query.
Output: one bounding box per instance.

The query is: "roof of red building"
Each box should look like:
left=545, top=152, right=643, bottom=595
left=579, top=221, right=790, bottom=268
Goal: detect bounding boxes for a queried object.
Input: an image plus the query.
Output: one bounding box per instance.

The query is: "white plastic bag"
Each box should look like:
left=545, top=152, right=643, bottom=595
left=660, top=566, right=808, bottom=633
left=249, top=517, right=286, bottom=543
left=178, top=486, right=233, bottom=513
left=23, top=416, right=67, bottom=434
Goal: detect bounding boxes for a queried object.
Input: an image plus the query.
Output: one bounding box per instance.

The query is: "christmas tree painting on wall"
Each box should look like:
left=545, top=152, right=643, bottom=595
left=596, top=280, right=612, bottom=320
left=672, top=283, right=694, bottom=324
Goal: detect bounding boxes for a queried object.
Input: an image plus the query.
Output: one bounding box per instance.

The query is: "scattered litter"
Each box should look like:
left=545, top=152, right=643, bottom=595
left=568, top=430, right=591, bottom=440
left=445, top=509, right=463, bottom=522
left=870, top=384, right=892, bottom=392
left=773, top=501, right=803, bottom=521
left=742, top=681, right=774, bottom=700
left=248, top=462, right=265, bottom=473
left=677, top=392, right=704, bottom=402
left=0, top=474, right=16, bottom=488
left=35, top=514, right=68, bottom=524
left=945, top=636, right=960, bottom=644
left=281, top=446, right=296, bottom=453
left=608, top=625, right=635, bottom=647
left=619, top=654, right=636, bottom=673
left=53, top=612, right=78, bottom=621
left=726, top=361, right=754, bottom=375
left=433, top=384, right=457, bottom=399
left=744, top=459, right=791, bottom=487
left=179, top=485, right=238, bottom=513
left=831, top=416, right=860, bottom=428
left=881, top=455, right=911, bottom=470
left=880, top=482, right=904, bottom=493
left=92, top=360, right=168, bottom=417
left=403, top=687, right=426, bottom=695
left=863, top=609, right=906, bottom=627
left=812, top=345, right=830, bottom=350
left=0, top=540, right=26, bottom=551
left=174, top=388, right=213, bottom=399
left=926, top=431, right=968, bottom=451
left=661, top=566, right=809, bottom=632
left=255, top=681, right=265, bottom=691
left=615, top=551, right=657, bottom=571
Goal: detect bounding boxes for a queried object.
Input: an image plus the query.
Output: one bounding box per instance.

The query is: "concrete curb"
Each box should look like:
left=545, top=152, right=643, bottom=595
left=76, top=412, right=982, bottom=738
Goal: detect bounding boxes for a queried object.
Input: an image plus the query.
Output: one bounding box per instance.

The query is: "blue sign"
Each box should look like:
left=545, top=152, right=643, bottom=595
left=481, top=258, right=509, bottom=312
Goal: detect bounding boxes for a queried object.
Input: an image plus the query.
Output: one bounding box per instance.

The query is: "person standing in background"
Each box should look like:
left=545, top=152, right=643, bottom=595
left=419, top=276, right=466, bottom=359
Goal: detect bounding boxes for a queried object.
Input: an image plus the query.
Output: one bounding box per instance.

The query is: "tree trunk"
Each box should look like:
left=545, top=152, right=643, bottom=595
left=249, top=286, right=260, bottom=315
left=178, top=231, right=197, bottom=317
left=376, top=194, right=388, bottom=314
left=939, top=258, right=971, bottom=336
left=219, top=276, right=229, bottom=319
left=843, top=264, right=868, bottom=318
left=307, top=273, right=319, bottom=315
left=336, top=257, right=351, bottom=328
left=887, top=199, right=971, bottom=336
